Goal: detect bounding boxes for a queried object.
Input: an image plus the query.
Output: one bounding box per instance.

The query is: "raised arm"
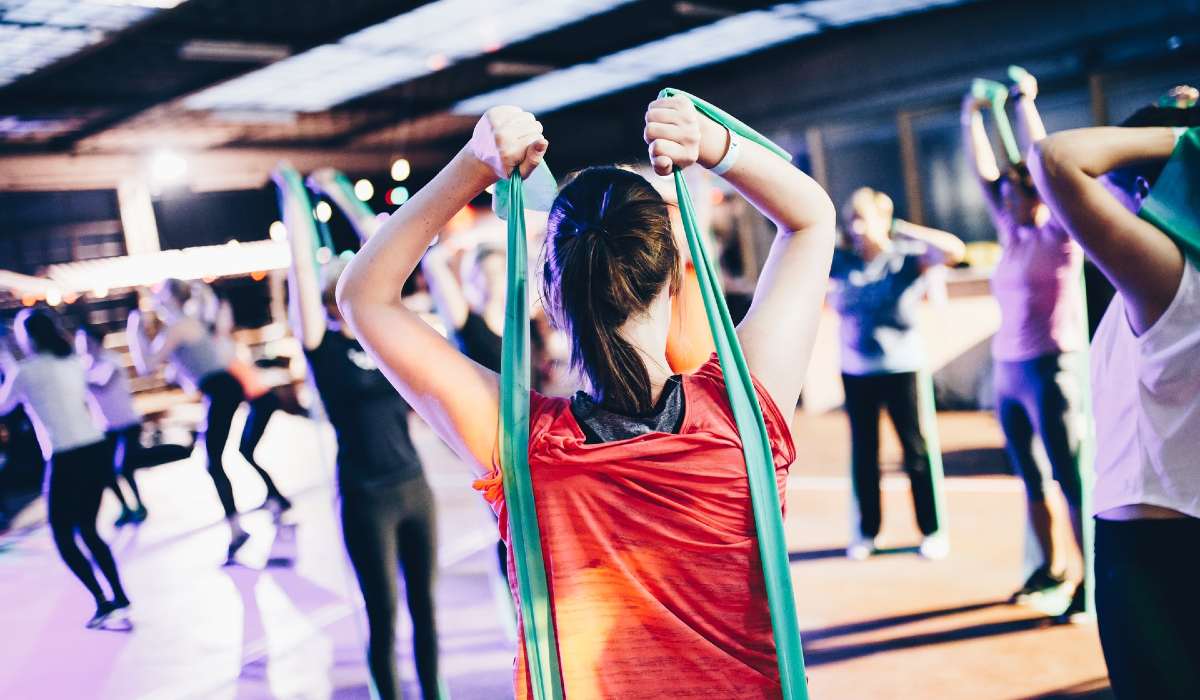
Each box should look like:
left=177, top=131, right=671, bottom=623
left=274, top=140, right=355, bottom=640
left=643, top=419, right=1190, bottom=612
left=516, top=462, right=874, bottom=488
left=420, top=242, right=471, bottom=334
left=644, top=95, right=836, bottom=415
left=892, top=219, right=967, bottom=268
left=1010, top=68, right=1048, bottom=154
left=0, top=352, right=20, bottom=414
left=962, top=92, right=1003, bottom=208
left=273, top=165, right=327, bottom=351
left=127, top=309, right=185, bottom=375
left=337, top=107, right=547, bottom=472
left=1030, top=127, right=1184, bottom=333
left=307, top=168, right=381, bottom=242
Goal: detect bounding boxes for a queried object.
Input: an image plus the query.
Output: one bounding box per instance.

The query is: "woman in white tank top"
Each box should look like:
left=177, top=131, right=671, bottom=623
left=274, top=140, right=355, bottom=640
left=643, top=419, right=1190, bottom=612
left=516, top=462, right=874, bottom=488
left=0, top=309, right=130, bottom=629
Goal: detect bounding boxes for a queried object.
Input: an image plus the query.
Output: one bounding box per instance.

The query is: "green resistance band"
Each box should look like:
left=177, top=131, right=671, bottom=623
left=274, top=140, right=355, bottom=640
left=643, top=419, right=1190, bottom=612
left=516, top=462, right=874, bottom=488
left=659, top=87, right=809, bottom=700
left=1139, top=127, right=1200, bottom=262
left=274, top=167, right=324, bottom=267
left=917, top=368, right=948, bottom=536
left=972, top=78, right=1021, bottom=165
left=329, top=171, right=378, bottom=223
left=495, top=167, right=564, bottom=700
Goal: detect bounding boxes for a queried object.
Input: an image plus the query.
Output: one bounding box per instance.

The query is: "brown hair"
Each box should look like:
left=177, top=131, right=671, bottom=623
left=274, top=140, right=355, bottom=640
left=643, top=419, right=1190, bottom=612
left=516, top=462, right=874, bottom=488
left=542, top=166, right=680, bottom=414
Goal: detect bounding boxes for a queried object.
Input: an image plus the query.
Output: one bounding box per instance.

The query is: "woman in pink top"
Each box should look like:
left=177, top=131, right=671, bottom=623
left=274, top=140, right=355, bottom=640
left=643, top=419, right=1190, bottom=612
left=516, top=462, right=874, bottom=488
left=963, top=70, right=1087, bottom=617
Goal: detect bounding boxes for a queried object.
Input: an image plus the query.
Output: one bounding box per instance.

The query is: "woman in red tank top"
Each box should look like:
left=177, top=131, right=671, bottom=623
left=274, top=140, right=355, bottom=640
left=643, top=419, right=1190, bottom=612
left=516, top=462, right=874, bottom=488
left=338, top=95, right=836, bottom=698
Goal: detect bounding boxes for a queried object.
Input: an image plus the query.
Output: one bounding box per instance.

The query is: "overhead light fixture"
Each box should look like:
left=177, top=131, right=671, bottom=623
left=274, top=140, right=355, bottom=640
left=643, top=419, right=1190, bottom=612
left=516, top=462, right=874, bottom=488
left=354, top=179, right=375, bottom=201
left=390, top=158, right=411, bottom=182
left=454, top=1, right=978, bottom=115
left=183, top=0, right=637, bottom=112
left=147, top=148, right=188, bottom=189
left=0, top=0, right=184, bottom=88
left=455, top=4, right=819, bottom=115
left=314, top=201, right=333, bottom=222
left=385, top=186, right=410, bottom=206
left=269, top=220, right=287, bottom=241
left=179, top=39, right=291, bottom=63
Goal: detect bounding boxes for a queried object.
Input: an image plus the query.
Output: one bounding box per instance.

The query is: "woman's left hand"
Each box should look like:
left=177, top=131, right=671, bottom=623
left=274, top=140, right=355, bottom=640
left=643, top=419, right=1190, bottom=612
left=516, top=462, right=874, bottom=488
left=644, top=95, right=727, bottom=176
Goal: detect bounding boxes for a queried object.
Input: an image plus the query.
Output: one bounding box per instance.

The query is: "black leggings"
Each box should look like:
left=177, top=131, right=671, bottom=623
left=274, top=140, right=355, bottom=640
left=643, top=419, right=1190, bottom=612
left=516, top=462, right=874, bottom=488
left=994, top=353, right=1084, bottom=507
left=48, top=441, right=127, bottom=606
left=198, top=372, right=284, bottom=517
left=341, top=477, right=439, bottom=700
left=843, top=371, right=939, bottom=538
left=1095, top=517, right=1200, bottom=699
left=105, top=424, right=197, bottom=511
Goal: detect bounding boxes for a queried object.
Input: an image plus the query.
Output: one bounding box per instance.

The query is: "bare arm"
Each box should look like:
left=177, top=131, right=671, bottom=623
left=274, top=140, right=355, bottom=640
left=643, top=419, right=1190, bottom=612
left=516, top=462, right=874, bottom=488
left=1030, top=127, right=1184, bottom=333
left=1011, top=74, right=1048, bottom=154
left=307, top=168, right=381, bottom=242
left=961, top=93, right=1005, bottom=221
left=892, top=219, right=967, bottom=268
left=337, top=107, right=547, bottom=472
left=274, top=165, right=328, bottom=351
left=644, top=95, right=836, bottom=415
left=0, top=360, right=19, bottom=414
left=86, top=355, right=118, bottom=388
left=420, top=243, right=470, bottom=333
left=127, top=310, right=186, bottom=375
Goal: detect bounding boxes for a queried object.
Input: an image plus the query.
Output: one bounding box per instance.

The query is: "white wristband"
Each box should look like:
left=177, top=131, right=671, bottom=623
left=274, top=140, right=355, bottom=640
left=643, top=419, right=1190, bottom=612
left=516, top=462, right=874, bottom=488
left=710, top=127, right=741, bottom=176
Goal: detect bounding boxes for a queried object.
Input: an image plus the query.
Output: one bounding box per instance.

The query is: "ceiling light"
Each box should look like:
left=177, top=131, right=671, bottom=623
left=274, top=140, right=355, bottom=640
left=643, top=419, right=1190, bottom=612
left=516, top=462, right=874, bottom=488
left=147, top=148, right=188, bottom=187
left=354, top=179, right=375, bottom=201
left=390, top=158, right=411, bottom=182
left=269, top=221, right=287, bottom=241
left=314, top=201, right=333, bottom=222
left=183, top=0, right=636, bottom=112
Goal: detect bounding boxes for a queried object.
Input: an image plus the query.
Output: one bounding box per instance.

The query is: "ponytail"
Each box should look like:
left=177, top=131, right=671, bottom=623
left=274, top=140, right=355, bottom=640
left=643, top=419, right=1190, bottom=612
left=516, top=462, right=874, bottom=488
left=543, top=167, right=680, bottom=415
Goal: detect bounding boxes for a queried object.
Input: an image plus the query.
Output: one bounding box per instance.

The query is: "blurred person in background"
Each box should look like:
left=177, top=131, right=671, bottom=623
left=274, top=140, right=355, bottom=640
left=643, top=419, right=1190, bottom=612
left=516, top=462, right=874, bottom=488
left=1030, top=98, right=1200, bottom=699
left=127, top=278, right=291, bottom=563
left=277, top=165, right=442, bottom=700
left=0, top=309, right=130, bottom=628
left=832, top=187, right=965, bottom=561
left=962, top=69, right=1088, bottom=617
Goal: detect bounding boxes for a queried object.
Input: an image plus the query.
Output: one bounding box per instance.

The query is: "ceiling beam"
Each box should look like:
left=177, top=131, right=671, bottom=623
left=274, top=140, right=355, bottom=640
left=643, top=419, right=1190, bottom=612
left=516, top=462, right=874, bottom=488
left=0, top=146, right=442, bottom=192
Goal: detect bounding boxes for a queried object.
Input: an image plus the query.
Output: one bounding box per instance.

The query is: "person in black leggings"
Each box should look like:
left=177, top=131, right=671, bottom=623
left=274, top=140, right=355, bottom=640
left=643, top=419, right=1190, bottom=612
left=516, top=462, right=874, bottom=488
left=128, top=279, right=291, bottom=561
left=0, top=309, right=130, bottom=628
left=280, top=165, right=441, bottom=699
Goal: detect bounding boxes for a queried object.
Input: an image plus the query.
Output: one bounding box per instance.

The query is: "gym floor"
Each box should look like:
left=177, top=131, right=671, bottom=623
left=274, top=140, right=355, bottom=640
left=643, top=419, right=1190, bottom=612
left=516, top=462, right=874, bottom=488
left=0, top=409, right=1110, bottom=699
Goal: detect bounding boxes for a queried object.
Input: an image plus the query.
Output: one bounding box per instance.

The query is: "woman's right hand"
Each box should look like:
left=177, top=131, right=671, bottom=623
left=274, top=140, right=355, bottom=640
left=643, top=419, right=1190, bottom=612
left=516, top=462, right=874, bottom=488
left=467, top=106, right=548, bottom=181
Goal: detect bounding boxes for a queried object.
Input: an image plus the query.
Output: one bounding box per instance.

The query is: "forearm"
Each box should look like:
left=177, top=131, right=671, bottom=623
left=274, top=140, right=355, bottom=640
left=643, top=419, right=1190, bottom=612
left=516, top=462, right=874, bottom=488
left=1013, top=94, right=1047, bottom=153
left=339, top=147, right=494, bottom=314
left=1037, top=127, right=1179, bottom=180
left=962, top=106, right=1001, bottom=183
left=708, top=125, right=834, bottom=236
left=126, top=321, right=153, bottom=375
left=284, top=206, right=327, bottom=349
left=894, top=220, right=967, bottom=265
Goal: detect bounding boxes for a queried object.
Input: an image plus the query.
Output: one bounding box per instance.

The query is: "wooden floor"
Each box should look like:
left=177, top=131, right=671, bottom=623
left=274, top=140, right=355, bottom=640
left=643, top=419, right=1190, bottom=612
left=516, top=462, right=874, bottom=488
left=0, top=409, right=1111, bottom=699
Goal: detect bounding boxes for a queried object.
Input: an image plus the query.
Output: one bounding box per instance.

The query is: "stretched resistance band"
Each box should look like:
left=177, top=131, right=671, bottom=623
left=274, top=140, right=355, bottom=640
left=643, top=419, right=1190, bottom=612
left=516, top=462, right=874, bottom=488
left=1139, top=127, right=1200, bottom=262
left=660, top=87, right=809, bottom=700
left=493, top=165, right=564, bottom=700
left=274, top=167, right=324, bottom=268
left=972, top=78, right=1021, bottom=165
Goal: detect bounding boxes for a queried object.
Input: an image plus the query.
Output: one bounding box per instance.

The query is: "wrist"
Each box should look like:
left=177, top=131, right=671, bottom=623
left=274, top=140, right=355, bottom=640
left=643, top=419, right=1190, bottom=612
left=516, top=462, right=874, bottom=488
left=455, top=145, right=500, bottom=190
left=697, top=118, right=730, bottom=170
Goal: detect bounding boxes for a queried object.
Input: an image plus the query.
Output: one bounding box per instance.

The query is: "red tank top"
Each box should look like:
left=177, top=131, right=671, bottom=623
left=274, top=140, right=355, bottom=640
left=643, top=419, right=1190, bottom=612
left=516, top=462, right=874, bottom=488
left=474, top=355, right=796, bottom=699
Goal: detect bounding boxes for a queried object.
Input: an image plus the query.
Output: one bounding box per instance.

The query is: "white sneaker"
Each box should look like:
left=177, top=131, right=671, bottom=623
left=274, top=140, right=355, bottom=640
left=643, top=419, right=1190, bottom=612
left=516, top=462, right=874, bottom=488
left=846, top=536, right=876, bottom=561
left=919, top=532, right=950, bottom=560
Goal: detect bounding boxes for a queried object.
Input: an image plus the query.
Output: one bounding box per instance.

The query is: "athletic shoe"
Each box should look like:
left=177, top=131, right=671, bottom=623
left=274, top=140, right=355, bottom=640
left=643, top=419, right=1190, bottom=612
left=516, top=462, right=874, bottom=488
left=846, top=535, right=877, bottom=561
left=264, top=494, right=293, bottom=519
left=132, top=505, right=148, bottom=524
left=919, top=532, right=950, bottom=560
left=225, top=530, right=250, bottom=565
left=1011, top=565, right=1069, bottom=603
left=1056, top=584, right=1093, bottom=625
left=114, top=507, right=138, bottom=528
left=86, top=602, right=114, bottom=629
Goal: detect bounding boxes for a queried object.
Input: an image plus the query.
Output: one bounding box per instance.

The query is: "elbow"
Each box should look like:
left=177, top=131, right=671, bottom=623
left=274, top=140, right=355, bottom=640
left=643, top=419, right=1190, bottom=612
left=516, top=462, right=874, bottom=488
left=334, top=258, right=365, bottom=328
left=1029, top=136, right=1071, bottom=186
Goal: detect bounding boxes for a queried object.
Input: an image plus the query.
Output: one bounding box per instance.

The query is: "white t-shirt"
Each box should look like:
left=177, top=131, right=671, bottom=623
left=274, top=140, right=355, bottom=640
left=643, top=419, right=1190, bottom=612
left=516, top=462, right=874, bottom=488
left=0, top=354, right=104, bottom=460
left=1091, top=258, right=1200, bottom=519
left=85, top=350, right=141, bottom=431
